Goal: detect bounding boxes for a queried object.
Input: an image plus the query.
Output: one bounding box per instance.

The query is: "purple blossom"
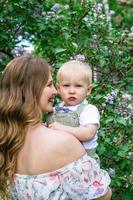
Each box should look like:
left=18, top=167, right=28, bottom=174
left=95, top=3, right=103, bottom=14
left=122, top=93, right=132, bottom=101
left=90, top=44, right=97, bottom=49
left=64, top=4, right=69, bottom=9
left=110, top=90, right=118, bottom=97
left=102, top=103, right=106, bottom=107
left=118, top=51, right=123, bottom=56
left=128, top=32, right=133, bottom=38
left=109, top=10, right=115, bottom=16
left=104, top=4, right=109, bottom=13
left=74, top=54, right=85, bottom=62
left=83, top=16, right=89, bottom=22
left=51, top=3, right=60, bottom=13
left=34, top=7, right=44, bottom=17
left=108, top=168, right=115, bottom=177
left=21, top=32, right=29, bottom=39
left=105, top=95, right=114, bottom=104
left=102, top=46, right=108, bottom=51
left=104, top=91, right=117, bottom=104
left=92, top=34, right=97, bottom=40
left=47, top=11, right=55, bottom=15
left=127, top=104, right=133, bottom=112
left=103, top=90, right=132, bottom=120
left=11, top=47, right=27, bottom=57
left=130, top=26, right=133, bottom=33
left=102, top=0, right=108, bottom=4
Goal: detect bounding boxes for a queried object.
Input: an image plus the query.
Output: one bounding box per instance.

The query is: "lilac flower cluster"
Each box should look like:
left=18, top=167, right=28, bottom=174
left=47, top=4, right=60, bottom=16
left=122, top=93, right=132, bottom=101
left=74, top=54, right=85, bottom=62
left=128, top=26, right=133, bottom=38
left=104, top=90, right=132, bottom=120
left=102, top=0, right=112, bottom=31
left=121, top=93, right=133, bottom=119
left=11, top=47, right=28, bottom=57
left=34, top=7, right=44, bottom=17
left=108, top=168, right=116, bottom=177
left=90, top=44, right=97, bottom=49
left=92, top=34, right=97, bottom=40
left=104, top=90, right=118, bottom=104
left=51, top=3, right=60, bottom=13
left=64, top=4, right=69, bottom=9
left=95, top=3, right=103, bottom=14
left=109, top=10, right=115, bottom=17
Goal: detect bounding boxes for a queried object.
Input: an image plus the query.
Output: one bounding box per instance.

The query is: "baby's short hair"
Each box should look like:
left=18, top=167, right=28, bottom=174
left=57, top=60, right=92, bottom=85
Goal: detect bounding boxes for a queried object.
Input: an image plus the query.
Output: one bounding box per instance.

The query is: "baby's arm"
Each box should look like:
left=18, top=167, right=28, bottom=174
left=49, top=104, right=99, bottom=142
left=48, top=122, right=98, bottom=142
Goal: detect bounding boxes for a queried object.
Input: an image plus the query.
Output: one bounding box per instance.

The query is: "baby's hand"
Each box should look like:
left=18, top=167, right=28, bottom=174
left=48, top=122, right=65, bottom=131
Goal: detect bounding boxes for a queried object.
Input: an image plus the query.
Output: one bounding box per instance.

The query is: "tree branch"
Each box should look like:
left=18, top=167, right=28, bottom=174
left=0, top=50, right=13, bottom=58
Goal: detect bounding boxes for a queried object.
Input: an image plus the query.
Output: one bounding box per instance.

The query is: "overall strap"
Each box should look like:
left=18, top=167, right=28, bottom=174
left=75, top=103, right=88, bottom=116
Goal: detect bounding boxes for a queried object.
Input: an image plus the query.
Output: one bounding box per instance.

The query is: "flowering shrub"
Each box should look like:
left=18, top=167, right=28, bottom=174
left=74, top=54, right=86, bottom=62
left=89, top=84, right=133, bottom=199
left=0, top=0, right=132, bottom=199
left=103, top=90, right=132, bottom=120
left=38, top=1, right=132, bottom=198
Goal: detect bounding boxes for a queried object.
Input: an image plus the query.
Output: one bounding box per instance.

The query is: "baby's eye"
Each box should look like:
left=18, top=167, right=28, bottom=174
left=63, top=84, right=70, bottom=87
left=76, top=84, right=82, bottom=87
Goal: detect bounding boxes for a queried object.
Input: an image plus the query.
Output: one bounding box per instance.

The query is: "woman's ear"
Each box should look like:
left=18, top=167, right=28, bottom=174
left=87, top=84, right=92, bottom=95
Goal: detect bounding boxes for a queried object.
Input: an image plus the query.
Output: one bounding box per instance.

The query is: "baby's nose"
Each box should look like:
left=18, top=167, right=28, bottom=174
left=69, top=87, right=75, bottom=93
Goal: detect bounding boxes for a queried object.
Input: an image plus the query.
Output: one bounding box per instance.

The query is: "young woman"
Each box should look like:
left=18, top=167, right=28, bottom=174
left=0, top=56, right=112, bottom=200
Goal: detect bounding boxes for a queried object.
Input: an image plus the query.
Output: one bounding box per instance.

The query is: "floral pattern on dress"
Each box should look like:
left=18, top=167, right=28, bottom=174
left=11, top=154, right=111, bottom=200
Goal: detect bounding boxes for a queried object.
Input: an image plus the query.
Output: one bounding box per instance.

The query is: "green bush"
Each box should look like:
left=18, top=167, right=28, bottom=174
left=0, top=0, right=132, bottom=199
left=35, top=1, right=132, bottom=199
left=89, top=84, right=132, bottom=199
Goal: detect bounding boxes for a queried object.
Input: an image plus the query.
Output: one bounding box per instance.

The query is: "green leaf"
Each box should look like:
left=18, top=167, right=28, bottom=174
left=116, top=117, right=127, bottom=126
left=72, top=42, right=78, bottom=49
left=120, top=160, right=127, bottom=170
left=118, top=144, right=129, bottom=158
left=105, top=117, right=114, bottom=123
left=122, top=144, right=129, bottom=152
left=54, top=48, right=66, bottom=54
left=94, top=94, right=102, bottom=100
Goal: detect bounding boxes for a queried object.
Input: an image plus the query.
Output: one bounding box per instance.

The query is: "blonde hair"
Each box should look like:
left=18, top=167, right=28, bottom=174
left=57, top=60, right=92, bottom=85
left=0, top=56, right=50, bottom=198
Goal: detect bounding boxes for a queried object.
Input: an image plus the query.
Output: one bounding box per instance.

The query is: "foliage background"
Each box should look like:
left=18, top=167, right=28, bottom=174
left=0, top=0, right=133, bottom=199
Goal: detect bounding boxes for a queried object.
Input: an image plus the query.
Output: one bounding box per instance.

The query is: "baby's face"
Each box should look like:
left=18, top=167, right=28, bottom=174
left=56, top=74, right=91, bottom=106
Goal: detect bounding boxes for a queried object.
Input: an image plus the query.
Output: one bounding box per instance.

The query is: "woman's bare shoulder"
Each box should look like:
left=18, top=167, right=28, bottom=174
left=44, top=126, right=85, bottom=150
left=24, top=125, right=85, bottom=174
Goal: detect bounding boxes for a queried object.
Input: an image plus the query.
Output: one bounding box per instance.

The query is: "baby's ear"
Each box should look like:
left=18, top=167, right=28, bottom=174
left=87, top=84, right=92, bottom=95
left=55, top=83, right=60, bottom=92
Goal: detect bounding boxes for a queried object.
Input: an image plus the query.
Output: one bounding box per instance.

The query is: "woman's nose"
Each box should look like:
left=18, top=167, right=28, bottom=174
left=53, top=85, right=57, bottom=95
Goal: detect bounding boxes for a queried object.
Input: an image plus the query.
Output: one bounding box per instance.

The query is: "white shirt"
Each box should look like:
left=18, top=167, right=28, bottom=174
left=58, top=99, right=100, bottom=150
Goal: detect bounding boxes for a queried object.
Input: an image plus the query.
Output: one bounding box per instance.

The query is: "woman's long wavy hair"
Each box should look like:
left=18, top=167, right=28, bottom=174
left=0, top=56, right=50, bottom=198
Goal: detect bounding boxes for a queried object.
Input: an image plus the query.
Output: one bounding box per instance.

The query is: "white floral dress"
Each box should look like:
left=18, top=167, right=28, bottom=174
left=12, top=154, right=111, bottom=200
